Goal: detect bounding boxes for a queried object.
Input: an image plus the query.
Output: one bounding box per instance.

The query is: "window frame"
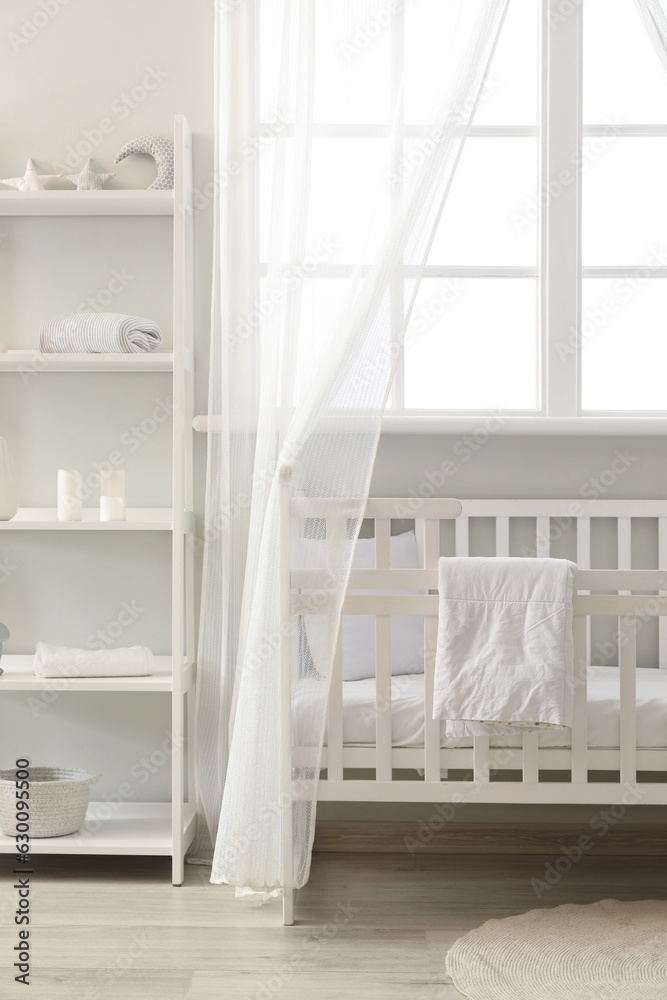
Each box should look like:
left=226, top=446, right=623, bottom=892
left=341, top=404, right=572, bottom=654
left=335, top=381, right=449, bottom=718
left=387, top=1, right=542, bottom=419
left=391, top=0, right=667, bottom=430
left=256, top=0, right=667, bottom=434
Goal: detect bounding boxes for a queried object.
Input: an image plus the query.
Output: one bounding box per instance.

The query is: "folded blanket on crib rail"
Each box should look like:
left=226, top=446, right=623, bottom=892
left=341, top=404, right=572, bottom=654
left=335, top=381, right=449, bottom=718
left=433, top=556, right=577, bottom=737
left=39, top=313, right=163, bottom=354
left=33, top=643, right=154, bottom=677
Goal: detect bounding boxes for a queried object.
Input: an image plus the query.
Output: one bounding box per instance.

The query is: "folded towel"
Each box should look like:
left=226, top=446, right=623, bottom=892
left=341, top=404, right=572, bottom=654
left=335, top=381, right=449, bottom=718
left=433, top=557, right=577, bottom=737
left=33, top=643, right=154, bottom=678
left=39, top=313, right=163, bottom=354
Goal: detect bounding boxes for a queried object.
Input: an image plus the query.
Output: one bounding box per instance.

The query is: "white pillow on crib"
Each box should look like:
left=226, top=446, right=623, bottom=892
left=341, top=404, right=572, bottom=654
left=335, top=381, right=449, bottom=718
left=304, top=529, right=425, bottom=682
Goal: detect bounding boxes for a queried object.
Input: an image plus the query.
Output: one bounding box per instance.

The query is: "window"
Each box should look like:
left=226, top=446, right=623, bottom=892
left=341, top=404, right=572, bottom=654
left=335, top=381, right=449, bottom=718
left=400, top=0, right=540, bottom=414
left=257, top=0, right=667, bottom=423
left=580, top=0, right=667, bottom=412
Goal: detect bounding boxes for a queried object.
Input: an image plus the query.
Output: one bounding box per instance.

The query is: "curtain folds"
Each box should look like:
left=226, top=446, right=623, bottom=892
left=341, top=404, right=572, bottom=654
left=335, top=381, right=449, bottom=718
left=191, top=0, right=511, bottom=890
left=633, top=0, right=667, bottom=73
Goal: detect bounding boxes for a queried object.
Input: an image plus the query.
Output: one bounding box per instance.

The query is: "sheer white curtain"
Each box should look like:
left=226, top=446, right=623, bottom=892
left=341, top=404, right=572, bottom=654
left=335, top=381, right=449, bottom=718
left=191, top=0, right=510, bottom=890
left=633, top=0, right=667, bottom=71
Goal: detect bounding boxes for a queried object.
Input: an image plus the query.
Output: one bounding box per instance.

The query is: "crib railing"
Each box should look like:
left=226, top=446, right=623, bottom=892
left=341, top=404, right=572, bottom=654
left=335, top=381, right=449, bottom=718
left=290, top=499, right=667, bottom=807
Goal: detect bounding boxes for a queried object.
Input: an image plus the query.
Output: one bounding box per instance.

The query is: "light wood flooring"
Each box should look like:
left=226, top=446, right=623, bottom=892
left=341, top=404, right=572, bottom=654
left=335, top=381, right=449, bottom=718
left=0, top=850, right=665, bottom=998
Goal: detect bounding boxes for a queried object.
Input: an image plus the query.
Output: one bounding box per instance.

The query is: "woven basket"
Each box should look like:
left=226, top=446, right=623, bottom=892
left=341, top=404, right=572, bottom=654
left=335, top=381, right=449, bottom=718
left=0, top=767, right=100, bottom=838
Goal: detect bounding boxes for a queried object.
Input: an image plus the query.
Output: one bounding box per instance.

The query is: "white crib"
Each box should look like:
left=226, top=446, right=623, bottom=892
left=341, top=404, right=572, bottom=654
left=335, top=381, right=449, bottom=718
left=282, top=496, right=667, bottom=923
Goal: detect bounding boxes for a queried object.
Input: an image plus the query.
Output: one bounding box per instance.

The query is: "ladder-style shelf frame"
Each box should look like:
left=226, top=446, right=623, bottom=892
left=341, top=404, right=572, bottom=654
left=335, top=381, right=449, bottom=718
left=0, top=116, right=196, bottom=885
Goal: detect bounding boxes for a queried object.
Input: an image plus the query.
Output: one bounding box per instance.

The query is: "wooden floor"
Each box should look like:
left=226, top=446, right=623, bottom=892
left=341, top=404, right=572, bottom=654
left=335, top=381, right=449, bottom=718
left=0, top=851, right=665, bottom=998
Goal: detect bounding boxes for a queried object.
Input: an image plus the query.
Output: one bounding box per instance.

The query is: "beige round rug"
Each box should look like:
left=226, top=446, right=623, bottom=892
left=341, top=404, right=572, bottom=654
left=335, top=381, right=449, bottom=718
left=446, top=899, right=667, bottom=1000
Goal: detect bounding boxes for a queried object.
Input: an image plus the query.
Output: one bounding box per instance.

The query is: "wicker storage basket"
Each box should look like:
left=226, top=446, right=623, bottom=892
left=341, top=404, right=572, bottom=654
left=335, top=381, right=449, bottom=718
left=0, top=767, right=100, bottom=838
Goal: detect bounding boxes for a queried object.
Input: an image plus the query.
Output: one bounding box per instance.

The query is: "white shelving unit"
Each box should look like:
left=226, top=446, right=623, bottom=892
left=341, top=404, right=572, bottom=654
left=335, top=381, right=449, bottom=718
left=0, top=189, right=174, bottom=216
left=0, top=508, right=177, bottom=530
left=0, top=655, right=185, bottom=693
left=0, top=115, right=196, bottom=884
left=5, top=803, right=195, bottom=856
left=0, top=352, right=175, bottom=373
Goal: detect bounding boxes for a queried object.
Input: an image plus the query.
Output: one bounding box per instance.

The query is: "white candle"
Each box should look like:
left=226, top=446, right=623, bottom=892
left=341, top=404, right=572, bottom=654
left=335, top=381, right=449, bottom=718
left=57, top=470, right=82, bottom=521
left=100, top=496, right=125, bottom=522
left=100, top=470, right=125, bottom=502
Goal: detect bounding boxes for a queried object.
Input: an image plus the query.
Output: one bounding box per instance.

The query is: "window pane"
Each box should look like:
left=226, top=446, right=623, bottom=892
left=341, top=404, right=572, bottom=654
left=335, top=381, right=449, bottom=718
left=294, top=279, right=353, bottom=406
left=582, top=137, right=667, bottom=266
left=581, top=278, right=667, bottom=410
left=261, top=0, right=393, bottom=124
left=426, top=137, right=538, bottom=266
left=260, top=139, right=391, bottom=264
left=259, top=278, right=354, bottom=406
left=307, top=139, right=391, bottom=263
left=404, top=0, right=538, bottom=126
left=472, top=0, right=539, bottom=128
left=404, top=0, right=485, bottom=126
left=313, top=0, right=392, bottom=124
left=584, top=0, right=667, bottom=125
left=403, top=278, right=539, bottom=410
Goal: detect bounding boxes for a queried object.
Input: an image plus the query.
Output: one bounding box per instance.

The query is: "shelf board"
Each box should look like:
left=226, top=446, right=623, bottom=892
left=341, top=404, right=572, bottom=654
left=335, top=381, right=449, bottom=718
left=0, top=802, right=195, bottom=855
left=0, top=655, right=174, bottom=692
left=0, top=351, right=174, bottom=373
left=0, top=189, right=174, bottom=216
left=0, top=508, right=173, bottom=530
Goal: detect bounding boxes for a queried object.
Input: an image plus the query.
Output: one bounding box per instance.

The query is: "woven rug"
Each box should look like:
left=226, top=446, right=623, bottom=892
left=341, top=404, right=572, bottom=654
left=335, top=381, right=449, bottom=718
left=445, top=899, right=667, bottom=1000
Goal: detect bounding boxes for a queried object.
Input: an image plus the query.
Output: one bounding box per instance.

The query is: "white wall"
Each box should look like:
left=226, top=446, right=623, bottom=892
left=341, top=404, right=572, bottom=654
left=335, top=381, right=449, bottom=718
left=3, top=0, right=666, bottom=825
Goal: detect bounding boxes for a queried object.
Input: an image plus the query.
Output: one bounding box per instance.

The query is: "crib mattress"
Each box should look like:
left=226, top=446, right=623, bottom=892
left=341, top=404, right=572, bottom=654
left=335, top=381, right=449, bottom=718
left=321, top=667, right=667, bottom=750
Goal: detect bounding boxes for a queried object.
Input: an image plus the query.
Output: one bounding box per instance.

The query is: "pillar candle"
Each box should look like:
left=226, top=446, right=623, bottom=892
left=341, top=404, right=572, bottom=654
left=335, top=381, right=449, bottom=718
left=100, top=469, right=125, bottom=502
left=57, top=470, right=82, bottom=521
left=100, top=496, right=125, bottom=522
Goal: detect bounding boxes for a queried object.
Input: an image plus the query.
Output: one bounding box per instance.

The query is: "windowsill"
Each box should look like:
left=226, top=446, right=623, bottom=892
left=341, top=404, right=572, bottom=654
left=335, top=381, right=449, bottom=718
left=380, top=416, right=667, bottom=436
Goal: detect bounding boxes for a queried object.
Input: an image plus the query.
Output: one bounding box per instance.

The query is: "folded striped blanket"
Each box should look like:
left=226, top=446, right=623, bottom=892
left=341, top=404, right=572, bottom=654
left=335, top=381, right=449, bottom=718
left=39, top=313, right=163, bottom=354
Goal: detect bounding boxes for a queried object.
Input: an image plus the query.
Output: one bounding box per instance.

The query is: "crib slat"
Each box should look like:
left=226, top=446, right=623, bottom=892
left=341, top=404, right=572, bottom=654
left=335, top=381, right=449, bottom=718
left=522, top=732, right=539, bottom=783
left=617, top=517, right=632, bottom=599
left=375, top=615, right=392, bottom=782
left=473, top=736, right=490, bottom=783
left=422, top=518, right=439, bottom=570
left=327, top=633, right=343, bottom=782
left=576, top=517, right=591, bottom=569
left=577, top=516, right=592, bottom=666
left=375, top=518, right=391, bottom=569
left=326, top=513, right=345, bottom=568
left=617, top=521, right=633, bottom=786
left=576, top=595, right=667, bottom=616
left=619, top=617, right=637, bottom=787
left=495, top=516, right=510, bottom=557
left=455, top=516, right=469, bottom=557
left=571, top=615, right=588, bottom=783
left=423, top=615, right=440, bottom=783
left=348, top=569, right=437, bottom=588
left=659, top=518, right=667, bottom=668
left=421, top=518, right=441, bottom=783
left=536, top=516, right=550, bottom=557
left=617, top=517, right=632, bottom=570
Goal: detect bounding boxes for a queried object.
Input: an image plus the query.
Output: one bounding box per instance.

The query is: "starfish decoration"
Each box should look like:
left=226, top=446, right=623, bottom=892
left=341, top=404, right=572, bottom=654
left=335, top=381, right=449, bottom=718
left=63, top=159, right=115, bottom=191
left=0, top=158, right=62, bottom=191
